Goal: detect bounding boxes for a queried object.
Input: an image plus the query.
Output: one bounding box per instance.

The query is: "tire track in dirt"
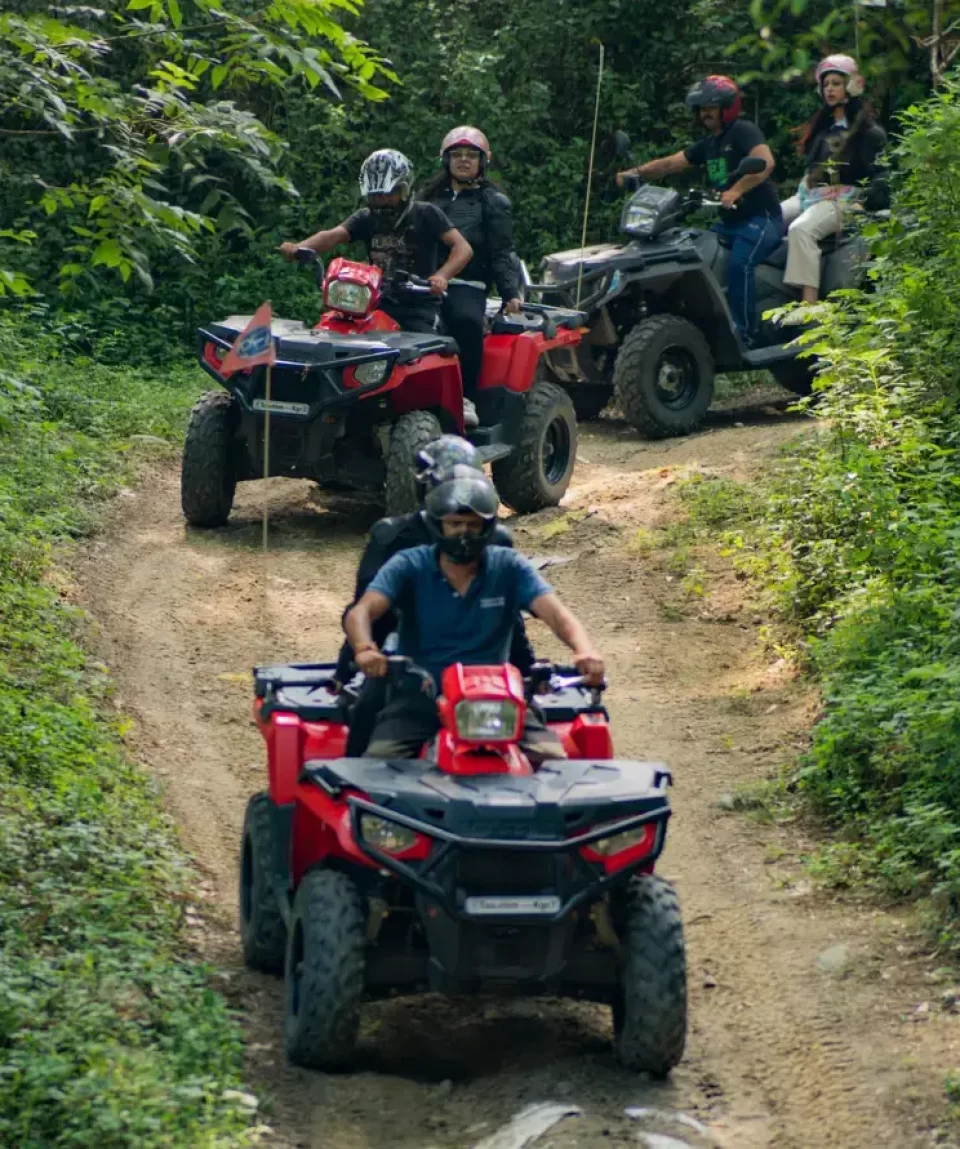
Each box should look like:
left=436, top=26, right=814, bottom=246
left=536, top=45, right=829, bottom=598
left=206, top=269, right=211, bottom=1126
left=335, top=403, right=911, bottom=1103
left=76, top=403, right=958, bottom=1149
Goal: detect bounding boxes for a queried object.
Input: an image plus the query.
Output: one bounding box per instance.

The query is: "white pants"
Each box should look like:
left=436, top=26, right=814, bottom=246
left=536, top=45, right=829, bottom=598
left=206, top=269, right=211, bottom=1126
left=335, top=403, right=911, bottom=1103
left=780, top=195, right=846, bottom=292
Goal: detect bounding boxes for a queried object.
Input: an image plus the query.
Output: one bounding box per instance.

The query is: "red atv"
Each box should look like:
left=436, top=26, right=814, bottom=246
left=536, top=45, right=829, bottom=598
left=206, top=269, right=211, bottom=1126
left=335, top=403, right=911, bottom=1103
left=181, top=252, right=585, bottom=527
left=240, top=656, right=687, bottom=1076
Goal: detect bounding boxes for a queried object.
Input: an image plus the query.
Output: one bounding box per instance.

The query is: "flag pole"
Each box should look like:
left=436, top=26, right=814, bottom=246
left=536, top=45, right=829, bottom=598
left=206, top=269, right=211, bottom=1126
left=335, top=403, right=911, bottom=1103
left=262, top=361, right=272, bottom=554
left=576, top=42, right=605, bottom=308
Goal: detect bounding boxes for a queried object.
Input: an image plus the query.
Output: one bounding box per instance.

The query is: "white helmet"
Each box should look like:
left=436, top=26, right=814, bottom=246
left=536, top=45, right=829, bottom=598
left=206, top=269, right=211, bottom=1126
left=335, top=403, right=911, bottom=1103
left=359, top=149, right=414, bottom=199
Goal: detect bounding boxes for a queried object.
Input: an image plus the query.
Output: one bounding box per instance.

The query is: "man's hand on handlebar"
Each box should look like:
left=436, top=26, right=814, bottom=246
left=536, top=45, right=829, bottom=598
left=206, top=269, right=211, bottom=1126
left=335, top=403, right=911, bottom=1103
left=279, top=241, right=299, bottom=263
left=574, top=651, right=605, bottom=686
left=505, top=297, right=523, bottom=314
left=428, top=273, right=449, bottom=295
left=355, top=646, right=388, bottom=677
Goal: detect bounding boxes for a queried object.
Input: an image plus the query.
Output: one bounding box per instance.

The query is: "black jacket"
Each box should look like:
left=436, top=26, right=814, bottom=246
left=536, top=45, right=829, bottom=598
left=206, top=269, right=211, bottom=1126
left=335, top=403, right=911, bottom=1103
left=335, top=511, right=536, bottom=681
left=806, top=119, right=889, bottom=211
left=422, top=182, right=520, bottom=301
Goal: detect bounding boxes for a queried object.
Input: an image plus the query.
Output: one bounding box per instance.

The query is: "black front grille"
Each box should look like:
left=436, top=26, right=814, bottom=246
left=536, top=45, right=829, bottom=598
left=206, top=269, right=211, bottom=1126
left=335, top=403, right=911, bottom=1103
left=455, top=850, right=556, bottom=895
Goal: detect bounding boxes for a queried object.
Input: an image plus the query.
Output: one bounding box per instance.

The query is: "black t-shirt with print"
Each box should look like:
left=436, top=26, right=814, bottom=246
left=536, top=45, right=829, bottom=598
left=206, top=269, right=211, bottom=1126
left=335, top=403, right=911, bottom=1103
left=684, top=119, right=781, bottom=223
left=343, top=201, right=454, bottom=303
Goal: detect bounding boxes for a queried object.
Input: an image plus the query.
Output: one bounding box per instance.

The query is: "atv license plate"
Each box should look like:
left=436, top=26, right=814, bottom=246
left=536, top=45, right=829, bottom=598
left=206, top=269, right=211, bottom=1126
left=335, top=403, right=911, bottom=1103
left=252, top=398, right=310, bottom=416
left=464, top=895, right=561, bottom=916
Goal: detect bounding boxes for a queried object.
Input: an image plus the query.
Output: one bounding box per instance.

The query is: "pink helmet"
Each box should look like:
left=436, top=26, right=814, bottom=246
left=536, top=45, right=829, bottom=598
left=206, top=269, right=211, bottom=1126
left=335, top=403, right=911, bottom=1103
left=439, top=126, right=492, bottom=162
left=815, top=54, right=865, bottom=97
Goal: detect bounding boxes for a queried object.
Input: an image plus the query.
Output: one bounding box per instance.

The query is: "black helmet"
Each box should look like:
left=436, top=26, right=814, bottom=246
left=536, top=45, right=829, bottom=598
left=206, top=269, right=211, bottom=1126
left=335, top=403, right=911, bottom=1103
left=424, top=472, right=499, bottom=564
left=685, top=75, right=742, bottom=124
left=414, top=435, right=481, bottom=503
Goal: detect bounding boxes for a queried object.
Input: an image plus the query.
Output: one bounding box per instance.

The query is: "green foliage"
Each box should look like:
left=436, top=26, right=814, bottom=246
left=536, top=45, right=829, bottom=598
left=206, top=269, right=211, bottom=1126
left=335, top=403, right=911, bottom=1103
left=8, top=0, right=809, bottom=361
left=0, top=0, right=392, bottom=295
left=741, top=81, right=960, bottom=940
left=0, top=313, right=256, bottom=1146
left=731, top=0, right=942, bottom=104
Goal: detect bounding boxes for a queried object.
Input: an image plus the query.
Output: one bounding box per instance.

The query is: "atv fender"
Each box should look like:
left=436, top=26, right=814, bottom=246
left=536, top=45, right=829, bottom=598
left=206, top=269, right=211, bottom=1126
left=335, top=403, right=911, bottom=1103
left=614, top=263, right=742, bottom=368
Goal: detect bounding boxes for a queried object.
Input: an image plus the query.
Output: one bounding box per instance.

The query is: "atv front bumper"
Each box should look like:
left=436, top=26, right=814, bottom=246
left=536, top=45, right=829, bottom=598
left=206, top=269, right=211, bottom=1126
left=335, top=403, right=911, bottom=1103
left=301, top=756, right=672, bottom=993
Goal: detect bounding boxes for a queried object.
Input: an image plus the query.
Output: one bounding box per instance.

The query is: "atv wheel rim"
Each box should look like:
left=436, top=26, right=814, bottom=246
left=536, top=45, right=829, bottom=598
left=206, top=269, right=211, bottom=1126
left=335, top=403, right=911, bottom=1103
left=655, top=347, right=699, bottom=410
left=542, top=415, right=572, bottom=485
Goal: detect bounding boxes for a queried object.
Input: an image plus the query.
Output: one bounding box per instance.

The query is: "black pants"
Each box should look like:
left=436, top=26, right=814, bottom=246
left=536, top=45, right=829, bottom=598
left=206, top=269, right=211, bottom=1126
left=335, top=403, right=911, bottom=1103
left=345, top=676, right=388, bottom=757
left=383, top=299, right=442, bottom=335
left=364, top=691, right=567, bottom=763
left=441, top=284, right=486, bottom=401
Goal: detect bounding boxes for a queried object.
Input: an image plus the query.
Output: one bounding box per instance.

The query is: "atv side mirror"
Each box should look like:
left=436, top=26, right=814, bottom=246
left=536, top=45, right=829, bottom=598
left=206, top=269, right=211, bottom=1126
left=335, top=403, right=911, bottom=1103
left=733, top=156, right=767, bottom=178
left=614, top=130, right=632, bottom=159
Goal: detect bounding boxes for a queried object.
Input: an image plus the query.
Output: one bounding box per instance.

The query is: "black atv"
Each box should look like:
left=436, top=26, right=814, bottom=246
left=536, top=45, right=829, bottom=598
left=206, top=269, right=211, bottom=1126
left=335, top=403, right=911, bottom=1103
left=530, top=132, right=869, bottom=436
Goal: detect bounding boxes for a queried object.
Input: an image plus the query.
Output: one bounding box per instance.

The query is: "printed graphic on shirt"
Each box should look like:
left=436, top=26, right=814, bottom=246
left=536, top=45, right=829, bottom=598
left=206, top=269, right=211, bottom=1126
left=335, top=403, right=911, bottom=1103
left=368, top=229, right=414, bottom=284
left=705, top=156, right=729, bottom=189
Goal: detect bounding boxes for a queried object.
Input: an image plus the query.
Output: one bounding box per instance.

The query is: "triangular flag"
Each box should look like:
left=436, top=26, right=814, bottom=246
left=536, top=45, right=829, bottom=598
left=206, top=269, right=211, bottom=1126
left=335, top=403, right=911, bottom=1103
left=219, top=301, right=277, bottom=376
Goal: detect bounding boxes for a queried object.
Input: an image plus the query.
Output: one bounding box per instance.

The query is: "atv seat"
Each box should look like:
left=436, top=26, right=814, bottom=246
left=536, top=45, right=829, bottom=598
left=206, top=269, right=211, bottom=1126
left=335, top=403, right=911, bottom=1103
left=759, top=232, right=853, bottom=271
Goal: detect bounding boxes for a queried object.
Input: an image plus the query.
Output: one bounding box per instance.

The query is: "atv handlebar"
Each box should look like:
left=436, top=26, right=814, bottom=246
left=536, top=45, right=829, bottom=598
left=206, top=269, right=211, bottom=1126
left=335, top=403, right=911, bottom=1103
left=393, top=272, right=487, bottom=298
left=381, top=656, right=606, bottom=704
left=524, top=661, right=607, bottom=704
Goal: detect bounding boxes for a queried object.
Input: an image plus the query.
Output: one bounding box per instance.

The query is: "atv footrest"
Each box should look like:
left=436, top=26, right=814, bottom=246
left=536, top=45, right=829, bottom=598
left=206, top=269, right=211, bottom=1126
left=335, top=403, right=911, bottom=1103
left=742, top=344, right=799, bottom=369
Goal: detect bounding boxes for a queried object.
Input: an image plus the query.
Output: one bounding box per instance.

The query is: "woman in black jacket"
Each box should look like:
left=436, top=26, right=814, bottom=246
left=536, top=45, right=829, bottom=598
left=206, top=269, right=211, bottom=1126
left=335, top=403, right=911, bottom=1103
left=781, top=54, right=888, bottom=306
left=420, top=126, right=523, bottom=428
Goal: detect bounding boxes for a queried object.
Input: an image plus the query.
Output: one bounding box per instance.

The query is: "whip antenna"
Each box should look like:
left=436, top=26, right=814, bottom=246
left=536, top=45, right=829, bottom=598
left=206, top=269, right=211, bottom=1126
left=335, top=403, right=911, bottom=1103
left=576, top=42, right=605, bottom=308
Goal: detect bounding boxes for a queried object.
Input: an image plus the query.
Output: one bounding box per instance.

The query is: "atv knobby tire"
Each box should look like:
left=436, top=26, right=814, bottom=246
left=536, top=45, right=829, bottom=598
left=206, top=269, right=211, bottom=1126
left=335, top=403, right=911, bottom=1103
left=384, top=410, right=443, bottom=515
left=614, top=316, right=714, bottom=439
left=181, top=390, right=238, bottom=527
left=285, top=868, right=365, bottom=1070
left=770, top=355, right=816, bottom=397
left=239, top=792, right=286, bottom=975
left=492, top=379, right=577, bottom=513
left=613, top=874, right=687, bottom=1077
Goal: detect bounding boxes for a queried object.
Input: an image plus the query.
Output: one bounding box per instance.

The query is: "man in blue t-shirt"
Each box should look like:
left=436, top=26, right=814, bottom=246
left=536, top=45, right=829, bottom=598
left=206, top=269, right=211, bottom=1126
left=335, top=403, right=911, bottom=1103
left=344, top=472, right=604, bottom=761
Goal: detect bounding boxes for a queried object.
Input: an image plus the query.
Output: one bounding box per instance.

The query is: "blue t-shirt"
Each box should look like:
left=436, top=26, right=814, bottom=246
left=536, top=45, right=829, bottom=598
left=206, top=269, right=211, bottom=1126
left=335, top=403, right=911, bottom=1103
left=367, top=545, right=552, bottom=688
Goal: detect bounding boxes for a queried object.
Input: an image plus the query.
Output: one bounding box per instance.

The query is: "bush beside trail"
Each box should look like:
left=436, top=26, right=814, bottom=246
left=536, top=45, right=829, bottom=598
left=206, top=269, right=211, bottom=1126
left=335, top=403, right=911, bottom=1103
left=0, top=314, right=258, bottom=1147
left=681, top=81, right=960, bottom=943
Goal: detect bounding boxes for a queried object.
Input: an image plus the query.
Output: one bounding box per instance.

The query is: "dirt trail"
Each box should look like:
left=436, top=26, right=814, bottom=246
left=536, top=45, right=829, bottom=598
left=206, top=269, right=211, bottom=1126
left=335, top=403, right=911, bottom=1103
left=78, top=399, right=959, bottom=1149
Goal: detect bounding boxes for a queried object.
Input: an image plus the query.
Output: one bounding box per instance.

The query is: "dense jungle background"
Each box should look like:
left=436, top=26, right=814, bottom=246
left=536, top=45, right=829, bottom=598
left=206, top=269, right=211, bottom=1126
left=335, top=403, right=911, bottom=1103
left=5, top=1, right=960, bottom=1145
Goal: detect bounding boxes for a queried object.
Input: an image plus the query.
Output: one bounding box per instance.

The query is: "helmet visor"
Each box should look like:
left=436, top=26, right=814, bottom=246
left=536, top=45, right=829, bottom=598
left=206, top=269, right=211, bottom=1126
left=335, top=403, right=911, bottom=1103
left=425, top=475, right=499, bottom=521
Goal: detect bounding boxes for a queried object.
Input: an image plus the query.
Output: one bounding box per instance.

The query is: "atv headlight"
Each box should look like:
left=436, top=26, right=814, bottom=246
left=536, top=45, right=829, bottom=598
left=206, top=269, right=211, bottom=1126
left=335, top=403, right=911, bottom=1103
left=353, top=358, right=390, bottom=386
left=454, top=700, right=521, bottom=742
left=326, top=279, right=373, bottom=316
left=360, top=814, right=417, bottom=854
left=620, top=204, right=659, bottom=237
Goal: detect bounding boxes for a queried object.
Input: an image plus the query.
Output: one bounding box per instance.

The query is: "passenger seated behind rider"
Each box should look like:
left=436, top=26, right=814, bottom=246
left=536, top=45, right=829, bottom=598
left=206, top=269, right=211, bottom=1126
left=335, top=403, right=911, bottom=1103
left=279, top=149, right=472, bottom=340
left=780, top=55, right=887, bottom=312
left=334, top=435, right=536, bottom=756
left=344, top=471, right=604, bottom=763
left=420, top=127, right=524, bottom=430
left=616, top=75, right=781, bottom=349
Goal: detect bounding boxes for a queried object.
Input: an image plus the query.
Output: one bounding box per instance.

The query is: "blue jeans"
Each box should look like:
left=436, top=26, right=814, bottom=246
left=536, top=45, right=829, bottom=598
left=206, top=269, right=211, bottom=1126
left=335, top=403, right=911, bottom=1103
left=712, top=214, right=784, bottom=345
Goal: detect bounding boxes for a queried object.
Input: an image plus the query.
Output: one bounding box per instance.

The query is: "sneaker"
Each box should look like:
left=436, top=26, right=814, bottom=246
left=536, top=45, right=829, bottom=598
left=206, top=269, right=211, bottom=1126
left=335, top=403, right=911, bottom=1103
left=462, top=398, right=479, bottom=429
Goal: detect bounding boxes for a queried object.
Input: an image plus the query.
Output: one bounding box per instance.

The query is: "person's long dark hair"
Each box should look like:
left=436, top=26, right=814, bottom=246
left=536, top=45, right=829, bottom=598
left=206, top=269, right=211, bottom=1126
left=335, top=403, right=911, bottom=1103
left=795, top=93, right=874, bottom=158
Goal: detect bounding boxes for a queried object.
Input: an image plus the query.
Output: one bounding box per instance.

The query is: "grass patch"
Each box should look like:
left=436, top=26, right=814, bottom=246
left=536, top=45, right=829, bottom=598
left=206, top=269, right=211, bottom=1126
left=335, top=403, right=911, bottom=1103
left=0, top=313, right=259, bottom=1146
